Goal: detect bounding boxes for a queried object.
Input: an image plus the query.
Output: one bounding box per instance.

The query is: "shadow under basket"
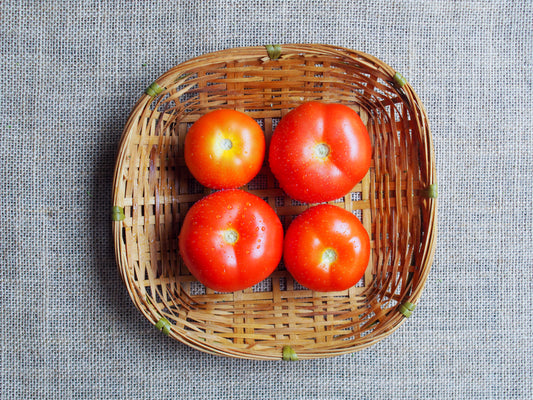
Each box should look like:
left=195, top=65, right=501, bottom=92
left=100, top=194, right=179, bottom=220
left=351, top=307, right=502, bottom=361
left=112, top=44, right=437, bottom=360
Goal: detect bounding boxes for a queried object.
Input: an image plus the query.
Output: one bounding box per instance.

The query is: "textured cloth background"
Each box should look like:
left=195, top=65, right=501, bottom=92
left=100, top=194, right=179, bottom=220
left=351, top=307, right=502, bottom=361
left=1, top=1, right=532, bottom=399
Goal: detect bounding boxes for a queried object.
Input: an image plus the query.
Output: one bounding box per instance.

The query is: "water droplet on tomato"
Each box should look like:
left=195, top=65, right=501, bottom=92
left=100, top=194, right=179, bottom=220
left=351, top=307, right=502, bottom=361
left=261, top=226, right=265, bottom=231
left=246, top=202, right=252, bottom=207
left=216, top=215, right=221, bottom=219
left=227, top=205, right=232, bottom=209
left=256, top=245, right=260, bottom=249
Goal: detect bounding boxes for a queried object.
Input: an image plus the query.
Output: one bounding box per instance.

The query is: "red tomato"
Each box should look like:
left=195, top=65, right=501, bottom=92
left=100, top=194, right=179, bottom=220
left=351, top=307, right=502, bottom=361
left=178, top=189, right=283, bottom=292
left=269, top=102, right=371, bottom=203
left=185, top=109, right=265, bottom=189
left=283, top=204, right=370, bottom=292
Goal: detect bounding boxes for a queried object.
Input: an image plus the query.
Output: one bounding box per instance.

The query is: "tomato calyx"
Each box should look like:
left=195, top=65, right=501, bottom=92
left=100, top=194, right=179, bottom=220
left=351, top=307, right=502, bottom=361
left=321, top=248, right=337, bottom=265
left=222, top=228, right=239, bottom=245
left=219, top=137, right=233, bottom=151
left=213, top=133, right=237, bottom=158
left=314, top=143, right=330, bottom=160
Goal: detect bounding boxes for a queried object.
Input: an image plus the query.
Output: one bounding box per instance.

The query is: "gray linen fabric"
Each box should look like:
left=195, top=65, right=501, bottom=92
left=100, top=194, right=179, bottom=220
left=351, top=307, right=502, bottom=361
left=1, top=1, right=532, bottom=399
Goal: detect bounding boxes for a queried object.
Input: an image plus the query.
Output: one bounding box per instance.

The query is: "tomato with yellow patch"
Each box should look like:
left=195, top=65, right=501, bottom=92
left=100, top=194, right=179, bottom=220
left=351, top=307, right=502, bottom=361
left=184, top=109, right=265, bottom=189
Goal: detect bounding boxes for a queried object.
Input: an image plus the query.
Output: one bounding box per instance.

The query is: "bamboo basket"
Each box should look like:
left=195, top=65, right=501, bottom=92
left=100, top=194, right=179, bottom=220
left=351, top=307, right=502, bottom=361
left=112, top=44, right=437, bottom=360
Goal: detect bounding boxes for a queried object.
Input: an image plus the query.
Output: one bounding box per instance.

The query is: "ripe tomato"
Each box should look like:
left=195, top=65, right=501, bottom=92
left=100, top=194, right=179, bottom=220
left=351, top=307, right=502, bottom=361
left=283, top=204, right=370, bottom=292
left=178, top=189, right=283, bottom=292
left=184, top=109, right=265, bottom=189
left=269, top=102, right=371, bottom=203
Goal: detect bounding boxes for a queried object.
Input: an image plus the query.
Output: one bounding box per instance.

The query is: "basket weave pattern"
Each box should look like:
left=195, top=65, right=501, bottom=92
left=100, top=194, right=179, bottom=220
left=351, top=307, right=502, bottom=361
left=112, top=44, right=437, bottom=360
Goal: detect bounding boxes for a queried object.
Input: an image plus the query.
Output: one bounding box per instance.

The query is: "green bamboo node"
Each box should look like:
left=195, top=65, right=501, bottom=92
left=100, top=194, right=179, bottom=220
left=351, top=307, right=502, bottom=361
left=111, top=206, right=125, bottom=221
left=393, top=72, right=407, bottom=88
left=265, top=44, right=282, bottom=60
left=282, top=345, right=298, bottom=361
left=423, top=184, right=438, bottom=198
left=155, top=317, right=171, bottom=335
left=145, top=81, right=164, bottom=97
left=398, top=302, right=416, bottom=318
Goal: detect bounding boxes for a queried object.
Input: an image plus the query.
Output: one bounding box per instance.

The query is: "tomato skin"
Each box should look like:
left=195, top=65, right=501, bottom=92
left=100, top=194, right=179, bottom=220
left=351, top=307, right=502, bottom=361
left=178, top=190, right=283, bottom=292
left=269, top=102, right=371, bottom=203
left=185, top=109, right=265, bottom=189
left=283, top=204, right=370, bottom=292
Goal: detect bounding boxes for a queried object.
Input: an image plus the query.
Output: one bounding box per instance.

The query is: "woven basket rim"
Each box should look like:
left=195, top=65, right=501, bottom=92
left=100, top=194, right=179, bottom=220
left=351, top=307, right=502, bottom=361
left=112, top=44, right=437, bottom=360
